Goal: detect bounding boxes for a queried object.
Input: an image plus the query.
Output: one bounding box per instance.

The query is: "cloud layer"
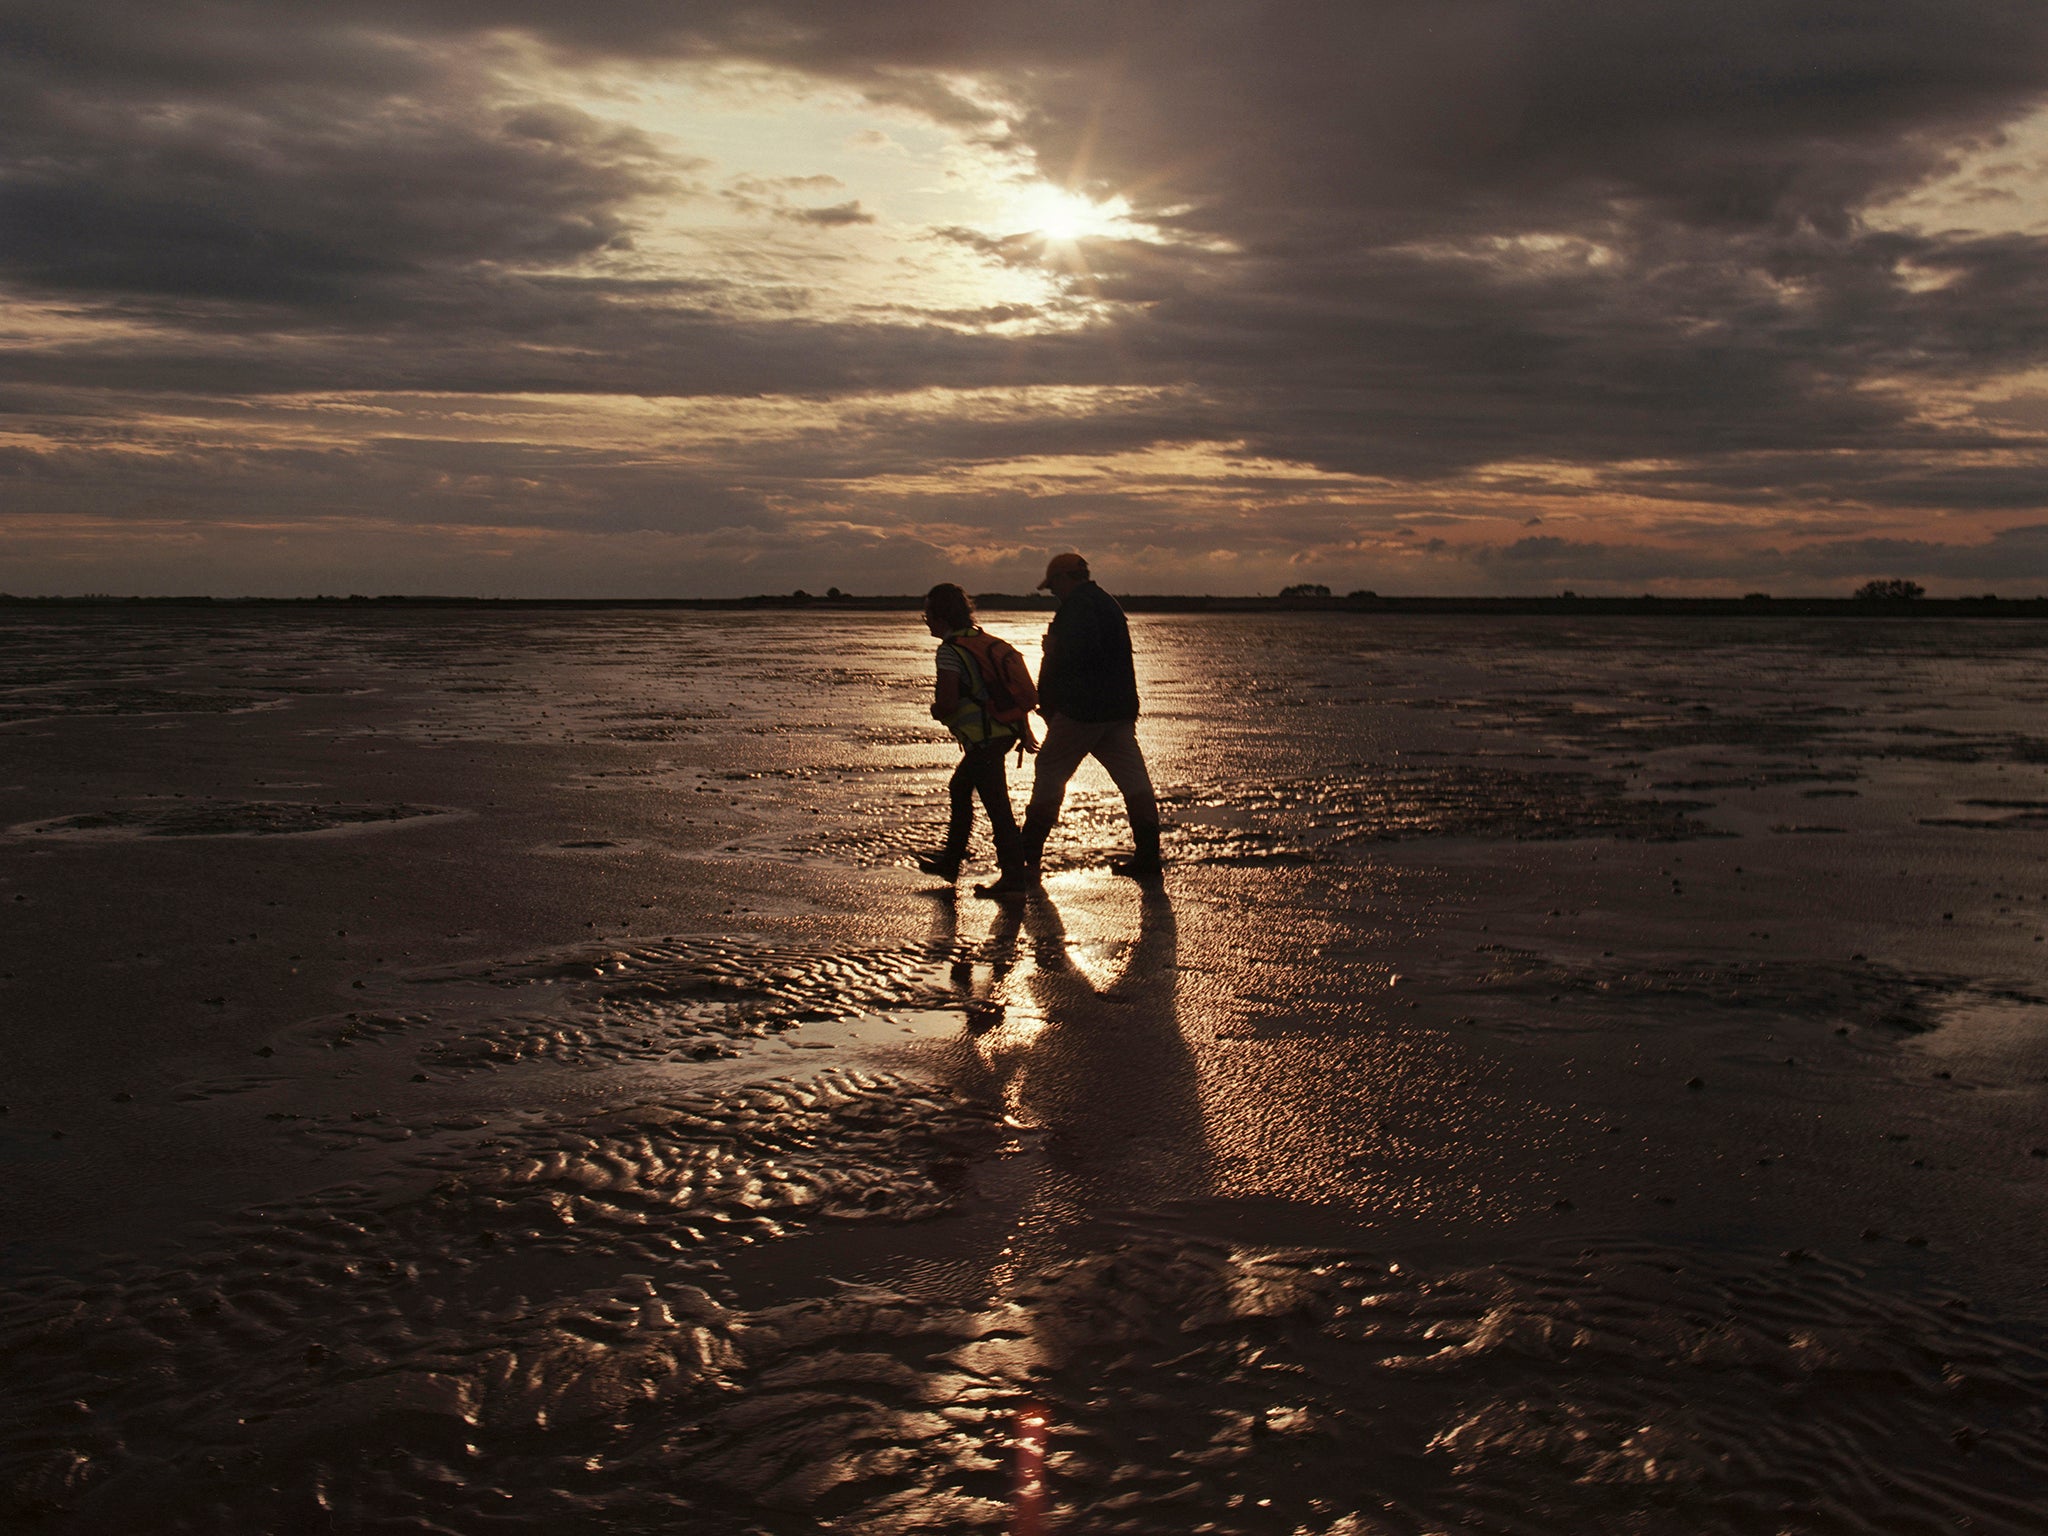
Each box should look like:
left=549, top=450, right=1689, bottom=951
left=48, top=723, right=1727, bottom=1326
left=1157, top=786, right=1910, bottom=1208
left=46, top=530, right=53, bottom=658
left=5, top=0, right=2048, bottom=594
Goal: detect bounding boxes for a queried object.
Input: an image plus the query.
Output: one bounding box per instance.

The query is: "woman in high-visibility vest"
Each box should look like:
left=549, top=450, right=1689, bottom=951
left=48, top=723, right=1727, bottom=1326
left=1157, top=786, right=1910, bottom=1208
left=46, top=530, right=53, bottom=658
left=917, top=583, right=1031, bottom=885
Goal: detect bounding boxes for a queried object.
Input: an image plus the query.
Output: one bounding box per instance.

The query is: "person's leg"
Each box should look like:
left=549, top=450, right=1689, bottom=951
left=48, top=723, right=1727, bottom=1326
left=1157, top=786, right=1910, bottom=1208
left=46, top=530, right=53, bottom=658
left=1020, top=714, right=1092, bottom=859
left=1113, top=821, right=1163, bottom=879
left=1091, top=719, right=1159, bottom=825
left=981, top=716, right=1089, bottom=893
left=918, top=752, right=977, bottom=879
left=1092, top=720, right=1163, bottom=877
left=970, top=741, right=1024, bottom=869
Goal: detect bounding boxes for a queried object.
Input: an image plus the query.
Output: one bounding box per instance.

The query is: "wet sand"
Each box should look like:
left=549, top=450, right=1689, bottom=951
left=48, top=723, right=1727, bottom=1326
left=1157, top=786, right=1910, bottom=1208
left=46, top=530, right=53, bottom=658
left=3, top=607, right=2047, bottom=1533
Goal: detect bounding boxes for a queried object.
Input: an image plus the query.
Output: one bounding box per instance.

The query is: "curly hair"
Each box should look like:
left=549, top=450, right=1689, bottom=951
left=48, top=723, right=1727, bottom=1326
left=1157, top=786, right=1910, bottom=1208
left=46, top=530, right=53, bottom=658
left=923, top=582, right=974, bottom=631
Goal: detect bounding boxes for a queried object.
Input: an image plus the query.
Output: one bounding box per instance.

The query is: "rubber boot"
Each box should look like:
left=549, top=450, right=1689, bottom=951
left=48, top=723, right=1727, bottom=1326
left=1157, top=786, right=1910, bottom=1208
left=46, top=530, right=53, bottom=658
left=976, top=816, right=1046, bottom=897
left=1111, top=822, right=1163, bottom=881
left=915, top=846, right=964, bottom=881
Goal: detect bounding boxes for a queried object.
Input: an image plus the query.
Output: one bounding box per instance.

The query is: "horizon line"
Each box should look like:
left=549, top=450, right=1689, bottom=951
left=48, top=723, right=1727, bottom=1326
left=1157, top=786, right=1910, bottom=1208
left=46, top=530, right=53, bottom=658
left=4, top=591, right=2040, bottom=612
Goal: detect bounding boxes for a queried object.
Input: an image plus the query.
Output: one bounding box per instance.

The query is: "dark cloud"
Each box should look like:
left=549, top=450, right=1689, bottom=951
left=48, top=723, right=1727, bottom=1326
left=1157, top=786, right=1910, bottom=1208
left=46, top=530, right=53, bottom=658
left=786, top=200, right=875, bottom=227
left=1466, top=522, right=2048, bottom=589
left=0, top=87, right=672, bottom=305
left=1798, top=522, right=2048, bottom=581
left=1606, top=448, right=2048, bottom=514
left=0, top=420, right=788, bottom=537
left=8, top=0, right=2048, bottom=591
left=0, top=296, right=1145, bottom=400
left=722, top=174, right=877, bottom=226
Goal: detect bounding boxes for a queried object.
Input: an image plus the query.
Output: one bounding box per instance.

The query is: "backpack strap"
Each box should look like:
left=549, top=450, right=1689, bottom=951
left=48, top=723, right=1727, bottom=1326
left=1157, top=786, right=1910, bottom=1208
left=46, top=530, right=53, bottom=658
left=942, top=636, right=989, bottom=702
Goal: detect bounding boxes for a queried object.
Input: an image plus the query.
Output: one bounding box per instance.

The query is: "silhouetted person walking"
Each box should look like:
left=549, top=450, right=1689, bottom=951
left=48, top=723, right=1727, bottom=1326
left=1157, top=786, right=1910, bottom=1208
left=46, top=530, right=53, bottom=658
left=917, top=582, right=1030, bottom=884
left=982, top=553, right=1160, bottom=893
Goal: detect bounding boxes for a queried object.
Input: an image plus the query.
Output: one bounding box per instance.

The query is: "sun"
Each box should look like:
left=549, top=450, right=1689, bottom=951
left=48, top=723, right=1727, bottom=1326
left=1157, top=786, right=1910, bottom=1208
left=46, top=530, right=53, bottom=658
left=1008, top=182, right=1130, bottom=244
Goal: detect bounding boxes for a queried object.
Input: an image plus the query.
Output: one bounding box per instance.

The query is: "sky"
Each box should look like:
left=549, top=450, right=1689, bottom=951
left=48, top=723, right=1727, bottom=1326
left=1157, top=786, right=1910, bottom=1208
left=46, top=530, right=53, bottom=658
left=8, top=1, right=2048, bottom=597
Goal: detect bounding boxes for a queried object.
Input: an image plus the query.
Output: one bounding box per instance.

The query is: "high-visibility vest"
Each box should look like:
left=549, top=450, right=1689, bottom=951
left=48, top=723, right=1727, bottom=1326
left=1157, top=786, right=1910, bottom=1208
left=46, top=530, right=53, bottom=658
left=939, top=628, right=1028, bottom=744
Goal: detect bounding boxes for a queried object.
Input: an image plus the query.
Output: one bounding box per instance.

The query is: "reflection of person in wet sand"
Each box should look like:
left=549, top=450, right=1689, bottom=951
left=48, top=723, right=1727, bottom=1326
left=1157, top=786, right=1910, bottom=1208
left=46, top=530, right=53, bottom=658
left=956, top=886, right=1208, bottom=1231
left=917, top=874, right=1027, bottom=1038
left=915, top=582, right=1031, bottom=886
left=932, top=885, right=1207, bottom=1536
left=983, top=553, right=1161, bottom=894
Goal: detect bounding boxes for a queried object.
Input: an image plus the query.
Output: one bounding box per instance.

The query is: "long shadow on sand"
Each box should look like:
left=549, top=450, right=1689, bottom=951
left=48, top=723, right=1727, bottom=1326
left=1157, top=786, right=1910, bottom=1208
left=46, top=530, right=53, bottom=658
left=923, top=883, right=1209, bottom=1246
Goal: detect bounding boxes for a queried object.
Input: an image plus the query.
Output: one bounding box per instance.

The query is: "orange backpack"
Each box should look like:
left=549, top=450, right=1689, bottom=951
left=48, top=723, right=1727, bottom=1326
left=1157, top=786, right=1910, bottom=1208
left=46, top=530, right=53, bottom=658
left=944, top=629, right=1038, bottom=725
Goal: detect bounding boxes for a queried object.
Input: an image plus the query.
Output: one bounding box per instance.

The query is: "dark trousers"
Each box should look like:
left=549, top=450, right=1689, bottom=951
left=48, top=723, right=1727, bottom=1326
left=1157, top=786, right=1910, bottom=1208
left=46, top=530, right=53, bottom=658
left=945, top=739, right=1022, bottom=867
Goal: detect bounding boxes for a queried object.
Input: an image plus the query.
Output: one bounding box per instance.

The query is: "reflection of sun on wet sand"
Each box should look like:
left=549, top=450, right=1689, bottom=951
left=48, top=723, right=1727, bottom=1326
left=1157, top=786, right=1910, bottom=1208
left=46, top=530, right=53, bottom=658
left=5, top=609, right=2048, bottom=1533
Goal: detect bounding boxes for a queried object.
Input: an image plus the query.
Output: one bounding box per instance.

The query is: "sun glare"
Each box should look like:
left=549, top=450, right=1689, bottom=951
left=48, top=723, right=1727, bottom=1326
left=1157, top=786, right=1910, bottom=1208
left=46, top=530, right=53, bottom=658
left=1009, top=183, right=1129, bottom=243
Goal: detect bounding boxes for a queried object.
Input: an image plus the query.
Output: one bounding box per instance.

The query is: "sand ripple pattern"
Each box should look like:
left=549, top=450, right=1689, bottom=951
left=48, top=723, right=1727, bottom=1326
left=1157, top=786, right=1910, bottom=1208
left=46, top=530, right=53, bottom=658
left=0, top=686, right=277, bottom=726
left=379, top=934, right=976, bottom=1071
left=1166, top=764, right=1719, bottom=858
left=6, top=1228, right=2044, bottom=1534
left=1448, top=947, right=2031, bottom=1034
left=0, top=1067, right=1004, bottom=1532
left=11, top=800, right=452, bottom=840
left=411, top=1073, right=997, bottom=1254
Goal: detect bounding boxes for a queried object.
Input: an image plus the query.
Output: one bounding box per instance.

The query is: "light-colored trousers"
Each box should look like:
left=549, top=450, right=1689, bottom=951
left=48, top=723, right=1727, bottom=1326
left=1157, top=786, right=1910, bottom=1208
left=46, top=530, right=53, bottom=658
left=1024, top=714, right=1159, bottom=832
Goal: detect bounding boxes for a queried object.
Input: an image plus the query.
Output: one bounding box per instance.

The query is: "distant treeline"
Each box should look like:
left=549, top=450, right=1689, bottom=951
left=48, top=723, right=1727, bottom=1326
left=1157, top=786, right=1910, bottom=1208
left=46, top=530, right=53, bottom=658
left=6, top=591, right=2048, bottom=616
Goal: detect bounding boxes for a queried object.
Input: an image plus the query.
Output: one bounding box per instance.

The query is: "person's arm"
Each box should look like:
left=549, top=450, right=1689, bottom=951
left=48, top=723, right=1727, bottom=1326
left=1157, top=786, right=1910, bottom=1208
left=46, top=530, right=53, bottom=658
left=1037, top=617, right=1066, bottom=718
left=931, top=642, right=964, bottom=720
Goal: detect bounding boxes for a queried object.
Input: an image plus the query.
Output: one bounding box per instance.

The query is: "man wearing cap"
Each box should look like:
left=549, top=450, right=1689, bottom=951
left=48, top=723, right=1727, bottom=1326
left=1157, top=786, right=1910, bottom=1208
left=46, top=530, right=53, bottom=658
left=980, top=552, right=1162, bottom=892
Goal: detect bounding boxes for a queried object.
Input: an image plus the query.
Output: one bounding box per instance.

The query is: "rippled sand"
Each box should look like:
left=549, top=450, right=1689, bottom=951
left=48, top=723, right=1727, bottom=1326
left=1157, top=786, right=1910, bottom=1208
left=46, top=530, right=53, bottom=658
left=4, top=607, right=2048, bottom=1533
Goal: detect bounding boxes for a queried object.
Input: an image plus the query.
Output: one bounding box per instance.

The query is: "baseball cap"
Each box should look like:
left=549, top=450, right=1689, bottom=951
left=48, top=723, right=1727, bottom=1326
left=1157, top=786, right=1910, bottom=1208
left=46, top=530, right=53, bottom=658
left=1036, top=552, right=1088, bottom=588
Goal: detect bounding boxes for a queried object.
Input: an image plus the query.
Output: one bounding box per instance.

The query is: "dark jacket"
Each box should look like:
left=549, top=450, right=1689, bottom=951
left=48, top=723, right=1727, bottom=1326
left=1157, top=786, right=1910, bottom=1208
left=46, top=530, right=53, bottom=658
left=1037, top=580, right=1140, bottom=722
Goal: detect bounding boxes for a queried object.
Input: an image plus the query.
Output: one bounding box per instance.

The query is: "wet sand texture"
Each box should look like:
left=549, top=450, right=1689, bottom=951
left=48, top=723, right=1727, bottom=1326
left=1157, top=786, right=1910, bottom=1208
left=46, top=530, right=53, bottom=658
left=4, top=608, right=2048, bottom=1533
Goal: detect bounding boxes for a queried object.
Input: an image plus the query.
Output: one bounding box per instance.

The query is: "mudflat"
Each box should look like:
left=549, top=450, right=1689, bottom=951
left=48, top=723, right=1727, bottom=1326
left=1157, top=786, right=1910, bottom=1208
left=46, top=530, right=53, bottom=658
left=4, top=607, right=2046, bottom=1533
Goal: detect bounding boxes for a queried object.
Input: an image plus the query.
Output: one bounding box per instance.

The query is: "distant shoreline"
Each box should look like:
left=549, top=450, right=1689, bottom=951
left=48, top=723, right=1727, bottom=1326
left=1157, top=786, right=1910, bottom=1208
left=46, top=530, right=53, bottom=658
left=5, top=592, right=2048, bottom=617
